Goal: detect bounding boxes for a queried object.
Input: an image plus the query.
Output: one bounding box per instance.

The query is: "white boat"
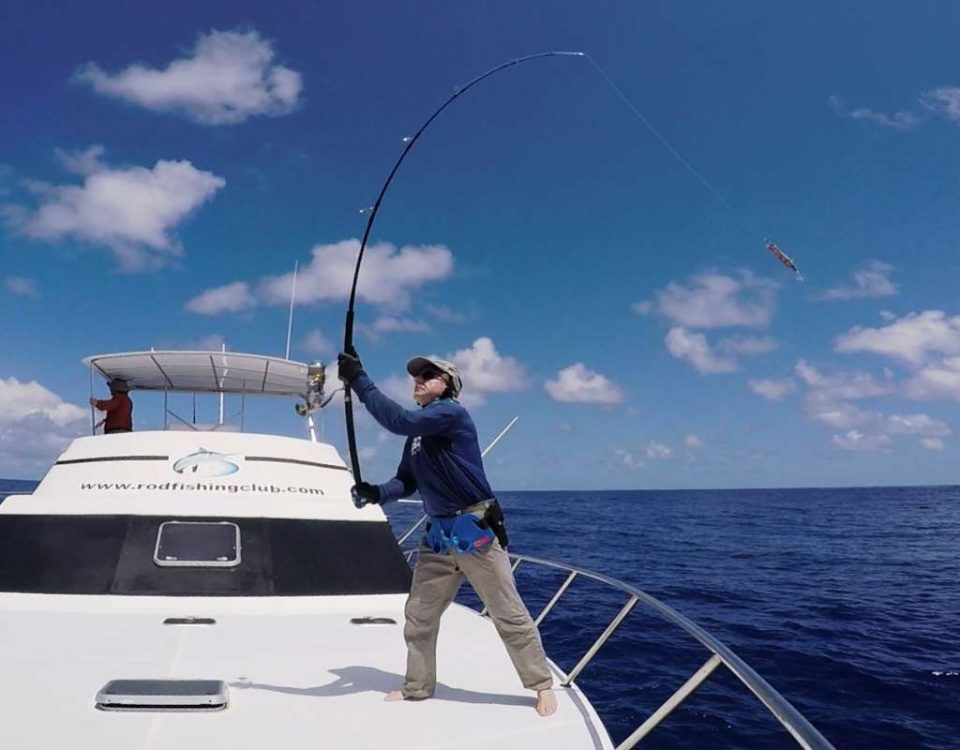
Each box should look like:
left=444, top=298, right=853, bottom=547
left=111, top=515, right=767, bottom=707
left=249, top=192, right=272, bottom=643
left=0, top=350, right=835, bottom=749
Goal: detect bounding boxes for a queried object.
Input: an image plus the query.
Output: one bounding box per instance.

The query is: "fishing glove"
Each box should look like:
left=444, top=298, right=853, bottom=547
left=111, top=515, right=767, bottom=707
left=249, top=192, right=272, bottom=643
left=351, top=481, right=381, bottom=508
left=337, top=351, right=365, bottom=384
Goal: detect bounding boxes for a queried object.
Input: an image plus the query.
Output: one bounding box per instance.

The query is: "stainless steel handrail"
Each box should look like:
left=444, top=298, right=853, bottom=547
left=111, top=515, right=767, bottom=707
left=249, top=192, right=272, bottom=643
left=403, top=547, right=835, bottom=750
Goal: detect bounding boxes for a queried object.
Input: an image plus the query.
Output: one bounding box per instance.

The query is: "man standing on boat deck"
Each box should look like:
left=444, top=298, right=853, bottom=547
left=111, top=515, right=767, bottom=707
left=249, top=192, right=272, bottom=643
left=338, top=351, right=557, bottom=717
left=89, top=379, right=133, bottom=434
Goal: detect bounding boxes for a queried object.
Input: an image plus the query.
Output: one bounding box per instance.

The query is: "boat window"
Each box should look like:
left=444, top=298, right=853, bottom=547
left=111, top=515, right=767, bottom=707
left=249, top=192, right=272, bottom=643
left=154, top=521, right=240, bottom=568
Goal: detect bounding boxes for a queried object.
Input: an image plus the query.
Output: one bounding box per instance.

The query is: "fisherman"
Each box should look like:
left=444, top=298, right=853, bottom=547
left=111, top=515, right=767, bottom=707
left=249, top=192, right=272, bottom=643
left=89, top=379, right=133, bottom=433
left=338, top=350, right=557, bottom=716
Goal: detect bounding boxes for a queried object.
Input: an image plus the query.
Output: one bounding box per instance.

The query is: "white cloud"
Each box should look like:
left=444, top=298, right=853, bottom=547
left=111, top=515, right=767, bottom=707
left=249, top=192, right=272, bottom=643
left=920, top=87, right=960, bottom=124
left=832, top=430, right=891, bottom=452
left=301, top=329, right=334, bottom=356
left=794, top=360, right=890, bottom=400
left=359, top=446, right=377, bottom=460
left=256, top=239, right=453, bottom=312
left=0, top=377, right=87, bottom=468
left=380, top=375, right=415, bottom=404
left=818, top=261, right=898, bottom=301
left=830, top=95, right=922, bottom=130
left=719, top=335, right=778, bottom=356
left=186, top=282, right=256, bottom=314
left=613, top=448, right=644, bottom=469
left=645, top=440, right=673, bottom=460
left=192, top=334, right=226, bottom=350
left=5, top=277, right=37, bottom=298
left=850, top=108, right=922, bottom=130
left=834, top=311, right=960, bottom=366
left=885, top=413, right=950, bottom=437
left=448, top=337, right=527, bottom=395
left=544, top=363, right=624, bottom=404
left=748, top=377, right=797, bottom=401
left=636, top=271, right=777, bottom=330
left=905, top=356, right=960, bottom=401
left=665, top=327, right=737, bottom=374
left=807, top=396, right=879, bottom=430
left=74, top=29, right=302, bottom=125
left=683, top=434, right=703, bottom=449
left=361, top=315, right=431, bottom=339
left=12, top=147, right=224, bottom=271
left=922, top=437, right=945, bottom=451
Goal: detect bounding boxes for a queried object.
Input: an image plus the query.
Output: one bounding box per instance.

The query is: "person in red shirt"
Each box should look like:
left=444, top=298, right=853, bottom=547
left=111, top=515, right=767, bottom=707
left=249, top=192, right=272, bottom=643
left=89, top=379, right=133, bottom=433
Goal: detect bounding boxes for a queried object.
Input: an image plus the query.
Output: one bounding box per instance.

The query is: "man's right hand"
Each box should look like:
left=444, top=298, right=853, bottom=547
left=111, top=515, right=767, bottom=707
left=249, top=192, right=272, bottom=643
left=351, top=481, right=381, bottom=508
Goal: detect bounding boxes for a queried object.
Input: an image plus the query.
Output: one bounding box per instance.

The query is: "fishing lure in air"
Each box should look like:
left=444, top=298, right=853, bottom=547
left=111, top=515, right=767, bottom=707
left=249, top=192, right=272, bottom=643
left=765, top=240, right=803, bottom=281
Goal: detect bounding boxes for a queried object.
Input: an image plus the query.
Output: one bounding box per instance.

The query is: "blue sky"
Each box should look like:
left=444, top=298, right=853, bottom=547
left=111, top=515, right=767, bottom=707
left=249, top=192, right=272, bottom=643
left=3, top=1, right=960, bottom=488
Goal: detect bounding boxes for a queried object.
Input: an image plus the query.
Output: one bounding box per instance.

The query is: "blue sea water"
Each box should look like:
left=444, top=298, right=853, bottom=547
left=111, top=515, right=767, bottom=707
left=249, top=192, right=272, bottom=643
left=2, top=480, right=957, bottom=749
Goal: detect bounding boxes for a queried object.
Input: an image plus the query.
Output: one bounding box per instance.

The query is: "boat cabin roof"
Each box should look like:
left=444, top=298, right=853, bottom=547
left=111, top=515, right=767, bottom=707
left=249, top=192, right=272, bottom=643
left=84, top=351, right=314, bottom=398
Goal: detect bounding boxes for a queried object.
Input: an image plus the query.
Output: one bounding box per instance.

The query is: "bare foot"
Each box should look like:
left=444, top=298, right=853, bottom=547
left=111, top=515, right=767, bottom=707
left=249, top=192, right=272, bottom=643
left=536, top=688, right=557, bottom=716
left=384, top=689, right=406, bottom=702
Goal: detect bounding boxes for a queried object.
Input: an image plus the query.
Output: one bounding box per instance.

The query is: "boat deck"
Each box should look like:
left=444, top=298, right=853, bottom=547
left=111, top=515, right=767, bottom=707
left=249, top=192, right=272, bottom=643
left=0, top=594, right=611, bottom=749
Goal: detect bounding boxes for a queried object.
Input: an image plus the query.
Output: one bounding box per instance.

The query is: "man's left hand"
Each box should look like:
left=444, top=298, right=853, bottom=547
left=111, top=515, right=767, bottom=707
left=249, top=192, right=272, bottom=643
left=338, top=351, right=364, bottom=383
left=351, top=481, right=381, bottom=508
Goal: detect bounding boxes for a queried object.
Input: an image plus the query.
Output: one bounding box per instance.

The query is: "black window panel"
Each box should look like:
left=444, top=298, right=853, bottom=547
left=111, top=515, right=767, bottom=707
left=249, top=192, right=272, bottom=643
left=0, top=515, right=411, bottom=596
left=156, top=522, right=239, bottom=565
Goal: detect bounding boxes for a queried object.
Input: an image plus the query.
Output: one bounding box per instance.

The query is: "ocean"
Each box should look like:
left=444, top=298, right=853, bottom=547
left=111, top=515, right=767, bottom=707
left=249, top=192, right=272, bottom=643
left=2, top=480, right=957, bottom=749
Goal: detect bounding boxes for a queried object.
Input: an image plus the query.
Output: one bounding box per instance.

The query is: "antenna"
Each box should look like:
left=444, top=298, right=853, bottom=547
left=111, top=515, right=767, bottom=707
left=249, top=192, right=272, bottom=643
left=284, top=260, right=299, bottom=360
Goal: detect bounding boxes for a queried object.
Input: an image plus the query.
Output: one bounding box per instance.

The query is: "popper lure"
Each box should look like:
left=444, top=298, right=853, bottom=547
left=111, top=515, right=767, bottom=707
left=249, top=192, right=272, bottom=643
left=765, top=240, right=803, bottom=281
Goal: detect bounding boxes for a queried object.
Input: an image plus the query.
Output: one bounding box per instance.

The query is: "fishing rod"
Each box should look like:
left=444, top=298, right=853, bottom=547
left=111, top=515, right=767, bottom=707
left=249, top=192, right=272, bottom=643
left=342, top=51, right=585, bottom=483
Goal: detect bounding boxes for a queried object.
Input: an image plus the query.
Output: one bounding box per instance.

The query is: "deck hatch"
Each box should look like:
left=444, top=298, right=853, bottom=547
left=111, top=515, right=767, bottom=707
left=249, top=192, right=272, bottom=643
left=154, top=521, right=241, bottom=568
left=95, top=679, right=228, bottom=711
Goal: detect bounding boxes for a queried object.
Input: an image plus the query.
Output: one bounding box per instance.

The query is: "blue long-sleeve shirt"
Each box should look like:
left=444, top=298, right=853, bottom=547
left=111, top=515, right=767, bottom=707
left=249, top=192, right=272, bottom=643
left=350, top=372, right=494, bottom=517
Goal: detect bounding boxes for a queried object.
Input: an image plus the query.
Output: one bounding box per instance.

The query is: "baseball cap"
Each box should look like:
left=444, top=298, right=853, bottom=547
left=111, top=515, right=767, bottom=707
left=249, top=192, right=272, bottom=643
left=406, top=356, right=463, bottom=397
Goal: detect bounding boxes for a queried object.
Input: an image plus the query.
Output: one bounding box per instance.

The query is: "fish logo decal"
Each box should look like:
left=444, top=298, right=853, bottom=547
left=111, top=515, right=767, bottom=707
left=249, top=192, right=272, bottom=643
left=172, top=449, right=241, bottom=477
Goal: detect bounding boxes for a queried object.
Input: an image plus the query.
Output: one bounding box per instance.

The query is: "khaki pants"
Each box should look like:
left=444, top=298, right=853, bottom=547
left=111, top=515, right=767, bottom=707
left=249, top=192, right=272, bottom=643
left=401, top=541, right=553, bottom=699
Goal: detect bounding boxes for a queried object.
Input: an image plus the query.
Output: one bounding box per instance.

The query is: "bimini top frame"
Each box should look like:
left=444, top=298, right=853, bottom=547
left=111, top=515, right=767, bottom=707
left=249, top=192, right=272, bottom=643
left=84, top=351, right=313, bottom=398
left=84, top=351, right=333, bottom=439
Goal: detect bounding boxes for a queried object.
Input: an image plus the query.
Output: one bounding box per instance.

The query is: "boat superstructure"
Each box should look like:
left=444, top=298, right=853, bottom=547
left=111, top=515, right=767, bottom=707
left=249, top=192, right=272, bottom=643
left=0, top=350, right=836, bottom=749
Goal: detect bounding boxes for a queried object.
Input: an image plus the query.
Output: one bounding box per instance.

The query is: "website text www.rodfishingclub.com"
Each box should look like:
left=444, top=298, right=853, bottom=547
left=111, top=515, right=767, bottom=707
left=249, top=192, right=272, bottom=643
left=80, top=481, right=324, bottom=495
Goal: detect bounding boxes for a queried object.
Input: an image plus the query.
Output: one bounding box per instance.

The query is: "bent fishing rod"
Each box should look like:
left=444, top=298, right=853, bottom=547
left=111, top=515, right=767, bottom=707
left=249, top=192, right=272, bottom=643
left=341, top=51, right=585, bottom=483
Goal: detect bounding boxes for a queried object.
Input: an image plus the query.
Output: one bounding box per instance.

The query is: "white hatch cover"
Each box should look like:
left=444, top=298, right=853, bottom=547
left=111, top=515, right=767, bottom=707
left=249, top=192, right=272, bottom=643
left=84, top=351, right=311, bottom=398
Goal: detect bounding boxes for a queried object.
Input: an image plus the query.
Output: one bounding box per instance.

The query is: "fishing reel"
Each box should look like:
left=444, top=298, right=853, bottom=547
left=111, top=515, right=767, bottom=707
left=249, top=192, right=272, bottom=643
left=295, top=361, right=337, bottom=415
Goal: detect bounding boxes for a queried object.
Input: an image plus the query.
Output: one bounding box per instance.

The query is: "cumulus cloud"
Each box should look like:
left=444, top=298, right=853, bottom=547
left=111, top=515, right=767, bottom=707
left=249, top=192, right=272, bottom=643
left=829, top=95, right=922, bottom=130
left=832, top=430, right=892, bottom=452
left=719, top=335, right=778, bottom=356
left=0, top=377, right=87, bottom=469
left=544, top=363, right=624, bottom=404
left=748, top=377, right=797, bottom=401
left=636, top=271, right=777, bottom=330
left=645, top=440, right=673, bottom=460
left=905, top=356, right=960, bottom=401
left=922, top=437, right=945, bottom=451
left=186, top=239, right=453, bottom=316
left=74, top=30, right=302, bottom=125
left=613, top=448, right=644, bottom=469
left=683, top=434, right=703, bottom=449
left=5, top=277, right=37, bottom=298
left=665, top=327, right=737, bottom=374
left=795, top=359, right=890, bottom=401
left=834, top=311, right=960, bottom=366
left=10, top=146, right=224, bottom=271
left=301, top=329, right=334, bottom=357
left=360, top=315, right=431, bottom=339
left=920, top=87, right=960, bottom=123
left=448, top=337, right=527, bottom=396
left=885, top=413, right=950, bottom=437
left=186, top=282, right=256, bottom=314
left=817, top=261, right=898, bottom=301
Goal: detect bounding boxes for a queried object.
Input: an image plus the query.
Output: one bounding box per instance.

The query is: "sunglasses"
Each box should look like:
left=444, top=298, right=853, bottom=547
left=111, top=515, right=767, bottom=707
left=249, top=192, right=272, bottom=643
left=414, top=370, right=445, bottom=383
